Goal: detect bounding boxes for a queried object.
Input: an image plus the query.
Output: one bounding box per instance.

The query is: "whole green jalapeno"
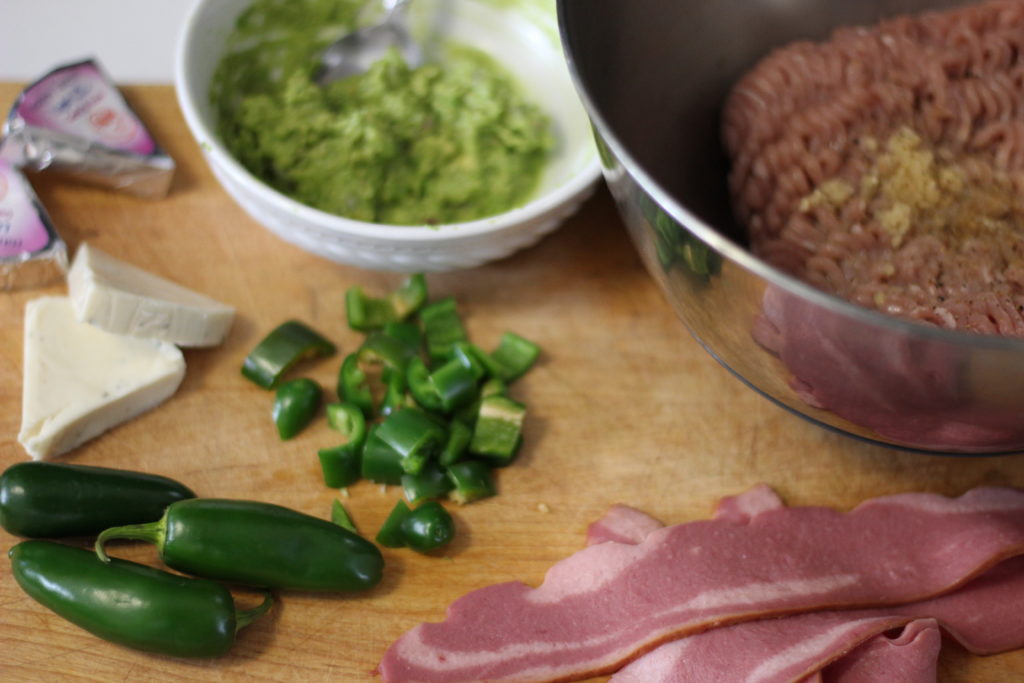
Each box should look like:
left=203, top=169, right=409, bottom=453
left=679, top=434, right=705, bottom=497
left=96, top=498, right=384, bottom=592
left=9, top=540, right=271, bottom=658
left=0, top=461, right=195, bottom=538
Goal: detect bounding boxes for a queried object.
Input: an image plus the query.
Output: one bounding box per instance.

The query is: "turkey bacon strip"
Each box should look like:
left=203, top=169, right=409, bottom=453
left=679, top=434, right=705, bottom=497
left=379, top=487, right=1024, bottom=683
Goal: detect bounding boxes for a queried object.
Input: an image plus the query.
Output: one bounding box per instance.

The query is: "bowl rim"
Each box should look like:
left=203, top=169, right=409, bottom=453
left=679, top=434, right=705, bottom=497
left=557, top=0, right=1024, bottom=355
left=174, top=0, right=602, bottom=243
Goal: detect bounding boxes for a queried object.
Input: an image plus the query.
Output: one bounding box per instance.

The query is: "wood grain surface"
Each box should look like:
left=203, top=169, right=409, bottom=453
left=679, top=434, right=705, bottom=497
left=1, top=85, right=1023, bottom=682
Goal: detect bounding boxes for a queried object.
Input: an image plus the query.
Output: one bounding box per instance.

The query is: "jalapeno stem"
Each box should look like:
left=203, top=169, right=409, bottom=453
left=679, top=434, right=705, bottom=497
left=235, top=591, right=274, bottom=632
left=95, top=517, right=166, bottom=563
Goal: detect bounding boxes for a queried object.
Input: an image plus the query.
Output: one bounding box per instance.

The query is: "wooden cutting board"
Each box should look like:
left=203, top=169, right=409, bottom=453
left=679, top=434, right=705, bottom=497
left=1, top=84, right=1023, bottom=682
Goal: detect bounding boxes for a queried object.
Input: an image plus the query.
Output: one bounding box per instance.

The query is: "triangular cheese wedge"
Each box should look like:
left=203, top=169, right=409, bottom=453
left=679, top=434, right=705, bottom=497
left=18, top=296, right=186, bottom=460
left=68, top=243, right=234, bottom=347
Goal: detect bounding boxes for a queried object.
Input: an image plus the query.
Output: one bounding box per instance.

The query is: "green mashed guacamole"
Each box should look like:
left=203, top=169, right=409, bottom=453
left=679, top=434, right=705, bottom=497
left=211, top=0, right=554, bottom=225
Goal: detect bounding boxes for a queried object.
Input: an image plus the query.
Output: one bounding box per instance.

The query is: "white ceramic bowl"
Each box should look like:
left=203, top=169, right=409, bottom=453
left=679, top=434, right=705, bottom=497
left=174, top=0, right=600, bottom=272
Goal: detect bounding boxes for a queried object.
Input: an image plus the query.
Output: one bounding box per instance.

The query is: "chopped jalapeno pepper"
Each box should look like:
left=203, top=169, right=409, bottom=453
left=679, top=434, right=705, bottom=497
left=402, top=461, right=454, bottom=504
left=345, top=286, right=395, bottom=332
left=470, top=395, right=526, bottom=464
left=375, top=499, right=411, bottom=548
left=242, top=320, right=336, bottom=389
left=346, top=274, right=428, bottom=331
left=330, top=499, right=358, bottom=534
left=379, top=366, right=410, bottom=418
left=376, top=408, right=447, bottom=476
left=382, top=321, right=424, bottom=358
left=318, top=443, right=361, bottom=488
left=388, top=273, right=428, bottom=320
left=429, top=359, right=479, bottom=413
left=359, top=331, right=418, bottom=372
left=360, top=425, right=405, bottom=485
left=471, top=332, right=540, bottom=382
left=419, top=297, right=468, bottom=362
left=406, top=357, right=445, bottom=412
left=272, top=378, right=322, bottom=440
left=439, top=419, right=472, bottom=467
left=401, top=501, right=455, bottom=553
left=326, top=402, right=367, bottom=449
left=446, top=460, right=496, bottom=504
left=337, top=352, right=374, bottom=416
left=481, top=377, right=508, bottom=398
left=449, top=341, right=487, bottom=380
left=407, top=356, right=479, bottom=414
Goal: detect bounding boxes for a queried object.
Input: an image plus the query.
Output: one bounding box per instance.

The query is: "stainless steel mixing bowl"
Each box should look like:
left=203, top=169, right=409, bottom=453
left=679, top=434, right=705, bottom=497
left=558, top=0, right=1024, bottom=454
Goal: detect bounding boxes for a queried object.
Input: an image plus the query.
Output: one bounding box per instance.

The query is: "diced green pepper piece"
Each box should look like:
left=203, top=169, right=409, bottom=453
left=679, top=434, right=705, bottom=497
left=449, top=342, right=486, bottom=381
left=376, top=499, right=411, bottom=548
left=330, top=499, right=358, bottom=534
left=490, top=333, right=540, bottom=381
left=360, top=425, right=405, bottom=485
left=401, top=501, right=455, bottom=553
left=359, top=331, right=418, bottom=372
left=337, top=353, right=374, bottom=416
left=272, top=378, right=322, bottom=440
left=446, top=460, right=496, bottom=504
left=345, top=286, right=395, bottom=332
left=241, top=320, right=336, bottom=389
left=326, top=402, right=367, bottom=450
left=480, top=377, right=507, bottom=398
left=379, top=367, right=409, bottom=418
left=439, top=419, right=472, bottom=467
left=318, top=443, right=361, bottom=488
left=419, top=297, right=468, bottom=362
left=389, top=273, right=428, bottom=320
left=430, top=359, right=479, bottom=413
left=401, top=461, right=454, bottom=504
left=469, top=395, right=525, bottom=465
left=406, top=357, right=444, bottom=412
left=382, top=321, right=424, bottom=357
left=376, top=408, right=447, bottom=476
left=471, top=333, right=540, bottom=383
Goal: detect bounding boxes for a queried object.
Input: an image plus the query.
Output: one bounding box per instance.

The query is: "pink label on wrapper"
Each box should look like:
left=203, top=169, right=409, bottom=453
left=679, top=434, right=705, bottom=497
left=0, top=160, right=53, bottom=257
left=15, top=61, right=156, bottom=155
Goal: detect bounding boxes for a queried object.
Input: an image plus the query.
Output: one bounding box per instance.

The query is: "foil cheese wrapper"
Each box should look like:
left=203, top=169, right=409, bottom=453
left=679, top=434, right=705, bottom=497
left=0, top=159, right=68, bottom=290
left=0, top=58, right=175, bottom=198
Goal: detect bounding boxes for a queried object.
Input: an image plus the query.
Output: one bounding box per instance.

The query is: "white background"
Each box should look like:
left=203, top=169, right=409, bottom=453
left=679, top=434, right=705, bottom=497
left=0, top=1, right=191, bottom=83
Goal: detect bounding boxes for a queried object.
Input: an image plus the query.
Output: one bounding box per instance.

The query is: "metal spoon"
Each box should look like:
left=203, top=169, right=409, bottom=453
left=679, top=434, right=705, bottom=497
left=315, top=0, right=422, bottom=85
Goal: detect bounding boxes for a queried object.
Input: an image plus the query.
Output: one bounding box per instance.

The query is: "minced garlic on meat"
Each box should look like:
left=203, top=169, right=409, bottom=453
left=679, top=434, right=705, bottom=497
left=799, top=126, right=1023, bottom=248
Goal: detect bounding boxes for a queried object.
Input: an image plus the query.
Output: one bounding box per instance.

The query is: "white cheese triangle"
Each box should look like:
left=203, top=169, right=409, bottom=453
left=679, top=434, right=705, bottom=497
left=67, top=243, right=234, bottom=347
left=18, top=296, right=186, bottom=460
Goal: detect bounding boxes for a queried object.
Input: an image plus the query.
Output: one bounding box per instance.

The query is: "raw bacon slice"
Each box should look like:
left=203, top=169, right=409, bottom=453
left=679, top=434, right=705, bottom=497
left=712, top=484, right=785, bottom=523
left=379, top=487, right=1024, bottom=683
left=612, top=557, right=1024, bottom=682
left=821, top=619, right=941, bottom=683
left=602, top=493, right=1024, bottom=682
left=611, top=612, right=926, bottom=683
left=585, top=504, right=665, bottom=546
